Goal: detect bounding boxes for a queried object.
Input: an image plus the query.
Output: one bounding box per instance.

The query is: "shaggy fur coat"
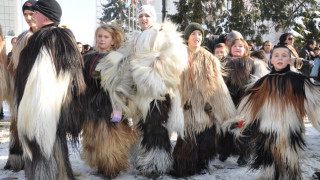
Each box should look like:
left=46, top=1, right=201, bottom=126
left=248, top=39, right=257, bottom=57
left=228, top=65, right=320, bottom=180
left=81, top=51, right=137, bottom=178
left=172, top=47, right=236, bottom=177
left=4, top=30, right=33, bottom=172
left=16, top=24, right=85, bottom=180
left=96, top=21, right=188, bottom=176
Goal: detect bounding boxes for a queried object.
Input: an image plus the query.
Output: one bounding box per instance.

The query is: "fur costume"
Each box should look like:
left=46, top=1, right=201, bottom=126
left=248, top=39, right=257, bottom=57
left=171, top=47, right=236, bottom=177
left=4, top=31, right=33, bottom=171
left=217, top=57, right=269, bottom=164
left=0, top=26, right=9, bottom=110
left=81, top=51, right=137, bottom=178
left=16, top=24, right=85, bottom=180
left=227, top=65, right=320, bottom=180
left=96, top=21, right=188, bottom=176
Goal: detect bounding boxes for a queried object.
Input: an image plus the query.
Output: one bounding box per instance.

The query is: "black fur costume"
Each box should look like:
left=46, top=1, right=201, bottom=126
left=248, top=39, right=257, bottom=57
left=15, top=24, right=85, bottom=180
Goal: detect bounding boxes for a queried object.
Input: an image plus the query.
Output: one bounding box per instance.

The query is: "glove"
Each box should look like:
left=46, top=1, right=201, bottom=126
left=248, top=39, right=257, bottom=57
left=111, top=106, right=122, bottom=122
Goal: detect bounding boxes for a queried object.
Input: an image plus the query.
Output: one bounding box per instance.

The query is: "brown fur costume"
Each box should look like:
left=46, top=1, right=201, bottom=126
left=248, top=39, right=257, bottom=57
left=172, top=47, right=236, bottom=177
left=81, top=52, right=137, bottom=178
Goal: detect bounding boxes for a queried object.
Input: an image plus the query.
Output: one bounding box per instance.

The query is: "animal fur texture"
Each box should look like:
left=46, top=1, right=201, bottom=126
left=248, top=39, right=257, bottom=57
left=4, top=31, right=33, bottom=171
left=172, top=47, right=236, bottom=177
left=227, top=65, right=320, bottom=180
left=0, top=26, right=9, bottom=104
left=80, top=52, right=137, bottom=178
left=96, top=21, right=188, bottom=175
left=16, top=25, right=85, bottom=180
left=180, top=48, right=236, bottom=135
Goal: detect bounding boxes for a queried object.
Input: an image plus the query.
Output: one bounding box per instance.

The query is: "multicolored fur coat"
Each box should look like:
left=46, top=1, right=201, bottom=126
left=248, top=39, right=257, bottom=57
left=15, top=24, right=85, bottom=180
left=227, top=65, right=320, bottom=180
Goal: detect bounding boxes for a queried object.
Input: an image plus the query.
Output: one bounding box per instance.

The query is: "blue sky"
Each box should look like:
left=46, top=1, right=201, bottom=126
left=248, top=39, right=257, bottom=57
left=56, top=0, right=97, bottom=45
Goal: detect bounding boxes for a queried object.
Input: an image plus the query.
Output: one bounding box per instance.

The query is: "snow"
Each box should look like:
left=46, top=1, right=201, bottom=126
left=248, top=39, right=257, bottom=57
left=1, top=103, right=320, bottom=179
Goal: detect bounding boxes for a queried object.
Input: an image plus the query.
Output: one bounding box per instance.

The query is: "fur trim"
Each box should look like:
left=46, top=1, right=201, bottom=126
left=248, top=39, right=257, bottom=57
left=180, top=48, right=235, bottom=135
left=18, top=47, right=71, bottom=160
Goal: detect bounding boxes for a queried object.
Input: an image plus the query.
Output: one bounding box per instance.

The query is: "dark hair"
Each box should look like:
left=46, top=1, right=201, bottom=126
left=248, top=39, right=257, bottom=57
left=214, top=43, right=229, bottom=54
left=279, top=33, right=293, bottom=44
left=306, top=39, right=316, bottom=46
left=250, top=50, right=268, bottom=64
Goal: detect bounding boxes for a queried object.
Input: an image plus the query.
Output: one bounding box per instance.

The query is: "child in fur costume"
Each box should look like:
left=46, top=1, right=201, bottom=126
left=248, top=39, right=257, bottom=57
left=15, top=0, right=86, bottom=179
left=81, top=24, right=137, bottom=178
left=95, top=5, right=188, bottom=178
left=226, top=44, right=320, bottom=180
left=217, top=38, right=269, bottom=166
left=4, top=1, right=38, bottom=171
left=171, top=23, right=236, bottom=177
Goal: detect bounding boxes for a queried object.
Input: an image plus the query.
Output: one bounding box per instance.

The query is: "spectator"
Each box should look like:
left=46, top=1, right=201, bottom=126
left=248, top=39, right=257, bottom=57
left=299, top=39, right=317, bottom=60
left=250, top=50, right=269, bottom=68
left=229, top=38, right=250, bottom=58
left=225, top=30, right=243, bottom=49
left=262, top=40, right=272, bottom=63
left=6, top=37, right=17, bottom=62
left=83, top=44, right=91, bottom=54
left=214, top=43, right=229, bottom=60
left=279, top=33, right=299, bottom=58
left=247, top=40, right=255, bottom=52
left=76, top=42, right=83, bottom=54
left=310, top=47, right=320, bottom=80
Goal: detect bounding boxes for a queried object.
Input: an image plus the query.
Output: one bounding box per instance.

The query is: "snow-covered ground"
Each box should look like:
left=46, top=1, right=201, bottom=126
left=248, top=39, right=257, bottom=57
left=1, top=102, right=320, bottom=180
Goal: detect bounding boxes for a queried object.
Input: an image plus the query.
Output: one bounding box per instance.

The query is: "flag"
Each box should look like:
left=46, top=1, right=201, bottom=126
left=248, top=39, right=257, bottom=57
left=125, top=0, right=134, bottom=8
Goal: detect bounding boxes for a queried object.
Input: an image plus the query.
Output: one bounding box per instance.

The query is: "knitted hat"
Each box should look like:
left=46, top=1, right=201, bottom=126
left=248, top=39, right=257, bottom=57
left=184, top=22, right=204, bottom=41
left=22, top=0, right=36, bottom=12
left=34, top=0, right=62, bottom=24
left=138, top=5, right=157, bottom=23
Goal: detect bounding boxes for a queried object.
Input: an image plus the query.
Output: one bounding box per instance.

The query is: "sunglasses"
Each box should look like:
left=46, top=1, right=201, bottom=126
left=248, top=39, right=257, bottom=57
left=287, top=37, right=295, bottom=41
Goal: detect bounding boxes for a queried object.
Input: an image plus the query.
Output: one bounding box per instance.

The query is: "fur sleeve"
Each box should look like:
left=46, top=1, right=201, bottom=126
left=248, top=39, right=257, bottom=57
left=131, top=22, right=188, bottom=99
left=304, top=81, right=320, bottom=131
left=210, top=56, right=236, bottom=125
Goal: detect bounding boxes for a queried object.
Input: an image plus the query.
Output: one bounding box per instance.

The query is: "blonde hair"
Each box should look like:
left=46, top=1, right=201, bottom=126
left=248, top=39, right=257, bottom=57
left=94, top=24, right=124, bottom=51
left=230, top=38, right=250, bottom=57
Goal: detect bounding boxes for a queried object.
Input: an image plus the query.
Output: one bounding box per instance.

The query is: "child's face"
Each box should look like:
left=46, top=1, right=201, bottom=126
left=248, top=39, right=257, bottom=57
left=231, top=40, right=245, bottom=57
left=188, top=30, right=202, bottom=50
left=139, top=13, right=153, bottom=30
left=96, top=29, right=114, bottom=52
left=214, top=47, right=227, bottom=59
left=271, top=47, right=292, bottom=71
